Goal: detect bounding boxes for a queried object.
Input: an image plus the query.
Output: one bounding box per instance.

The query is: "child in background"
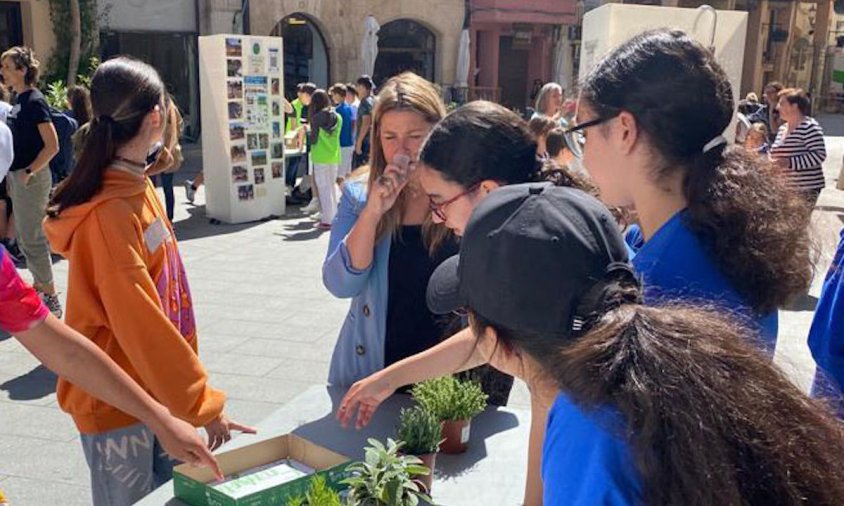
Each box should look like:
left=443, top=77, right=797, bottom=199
left=330, top=83, right=355, bottom=181
left=744, top=122, right=770, bottom=154
left=528, top=115, right=556, bottom=159
left=298, top=89, right=341, bottom=229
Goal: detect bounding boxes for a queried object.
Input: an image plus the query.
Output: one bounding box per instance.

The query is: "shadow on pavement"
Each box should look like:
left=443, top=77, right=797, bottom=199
left=173, top=205, right=268, bottom=242
left=0, top=365, right=57, bottom=400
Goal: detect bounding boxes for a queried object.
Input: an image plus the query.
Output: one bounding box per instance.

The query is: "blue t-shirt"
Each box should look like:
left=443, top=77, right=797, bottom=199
left=542, top=394, right=641, bottom=505
left=625, top=211, right=777, bottom=353
left=808, top=228, right=844, bottom=412
left=335, top=102, right=354, bottom=148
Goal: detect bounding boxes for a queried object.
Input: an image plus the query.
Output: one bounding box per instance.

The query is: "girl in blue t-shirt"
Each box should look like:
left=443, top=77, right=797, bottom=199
left=568, top=29, right=814, bottom=354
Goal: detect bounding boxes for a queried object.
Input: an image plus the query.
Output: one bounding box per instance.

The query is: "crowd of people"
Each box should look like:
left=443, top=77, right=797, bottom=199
left=0, top=25, right=843, bottom=506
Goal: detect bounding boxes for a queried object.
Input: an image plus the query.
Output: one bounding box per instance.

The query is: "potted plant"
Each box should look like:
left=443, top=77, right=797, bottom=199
left=395, top=405, right=443, bottom=493
left=411, top=376, right=488, bottom=454
left=342, top=438, right=431, bottom=506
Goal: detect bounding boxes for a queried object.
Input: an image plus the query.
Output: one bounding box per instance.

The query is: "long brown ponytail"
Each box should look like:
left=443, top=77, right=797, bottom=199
left=48, top=57, right=165, bottom=217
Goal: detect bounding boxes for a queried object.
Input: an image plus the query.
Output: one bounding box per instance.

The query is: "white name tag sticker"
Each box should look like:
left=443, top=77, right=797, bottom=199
left=144, top=218, right=171, bottom=254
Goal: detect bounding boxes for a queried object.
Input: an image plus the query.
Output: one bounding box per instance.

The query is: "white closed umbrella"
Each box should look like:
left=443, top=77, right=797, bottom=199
left=552, top=34, right=569, bottom=89
left=361, top=15, right=380, bottom=76
left=456, top=28, right=471, bottom=88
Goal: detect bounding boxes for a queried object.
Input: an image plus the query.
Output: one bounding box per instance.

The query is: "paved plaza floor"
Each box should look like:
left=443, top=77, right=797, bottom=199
left=1, top=124, right=843, bottom=504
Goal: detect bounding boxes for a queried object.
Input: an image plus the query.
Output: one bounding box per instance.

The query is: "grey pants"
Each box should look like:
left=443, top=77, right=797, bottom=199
left=6, top=169, right=53, bottom=288
left=80, top=423, right=177, bottom=506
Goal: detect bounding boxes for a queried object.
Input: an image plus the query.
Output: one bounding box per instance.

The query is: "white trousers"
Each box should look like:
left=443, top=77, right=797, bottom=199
left=313, top=163, right=339, bottom=224
left=339, top=147, right=354, bottom=179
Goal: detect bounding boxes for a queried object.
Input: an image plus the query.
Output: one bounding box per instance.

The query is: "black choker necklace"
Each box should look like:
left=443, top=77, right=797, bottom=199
left=113, top=156, right=147, bottom=169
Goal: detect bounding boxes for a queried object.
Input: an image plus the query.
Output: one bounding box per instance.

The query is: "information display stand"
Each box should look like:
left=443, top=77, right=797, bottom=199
left=199, top=34, right=286, bottom=224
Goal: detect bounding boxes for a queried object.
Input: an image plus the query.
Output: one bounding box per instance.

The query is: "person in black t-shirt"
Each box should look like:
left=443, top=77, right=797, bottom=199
left=0, top=46, right=61, bottom=317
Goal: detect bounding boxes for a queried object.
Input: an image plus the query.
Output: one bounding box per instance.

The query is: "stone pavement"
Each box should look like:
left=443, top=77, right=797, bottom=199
left=0, top=124, right=843, bottom=504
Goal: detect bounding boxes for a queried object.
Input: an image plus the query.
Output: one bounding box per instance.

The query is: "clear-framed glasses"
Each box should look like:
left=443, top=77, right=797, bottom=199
left=563, top=113, right=620, bottom=159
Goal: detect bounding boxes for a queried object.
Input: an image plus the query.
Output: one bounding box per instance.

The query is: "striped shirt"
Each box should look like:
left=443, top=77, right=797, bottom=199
left=769, top=117, right=826, bottom=191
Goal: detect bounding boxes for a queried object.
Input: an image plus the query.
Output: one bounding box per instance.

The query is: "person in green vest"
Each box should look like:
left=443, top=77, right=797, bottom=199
left=297, top=89, right=341, bottom=230
left=284, top=82, right=315, bottom=133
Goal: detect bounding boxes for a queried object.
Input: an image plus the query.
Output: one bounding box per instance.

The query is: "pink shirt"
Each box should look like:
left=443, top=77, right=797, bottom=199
left=0, top=246, right=49, bottom=333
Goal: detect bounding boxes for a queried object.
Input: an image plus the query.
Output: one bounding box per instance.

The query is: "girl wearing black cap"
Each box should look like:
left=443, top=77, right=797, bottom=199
left=568, top=29, right=813, bottom=354
left=339, top=100, right=597, bottom=505
left=359, top=183, right=844, bottom=505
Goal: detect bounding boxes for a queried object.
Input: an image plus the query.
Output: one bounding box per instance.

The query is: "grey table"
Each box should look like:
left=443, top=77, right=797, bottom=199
left=137, top=385, right=530, bottom=505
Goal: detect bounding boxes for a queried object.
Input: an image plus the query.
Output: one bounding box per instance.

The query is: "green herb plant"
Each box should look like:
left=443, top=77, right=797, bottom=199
left=396, top=406, right=443, bottom=455
left=45, top=80, right=68, bottom=110
left=411, top=375, right=488, bottom=422
left=285, top=474, right=341, bottom=506
left=342, top=438, right=431, bottom=506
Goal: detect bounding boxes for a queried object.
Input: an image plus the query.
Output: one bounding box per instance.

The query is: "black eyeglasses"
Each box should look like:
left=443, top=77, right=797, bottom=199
left=563, top=113, right=619, bottom=159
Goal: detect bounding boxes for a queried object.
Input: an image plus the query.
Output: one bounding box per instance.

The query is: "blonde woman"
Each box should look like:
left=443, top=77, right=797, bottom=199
left=322, top=73, right=457, bottom=387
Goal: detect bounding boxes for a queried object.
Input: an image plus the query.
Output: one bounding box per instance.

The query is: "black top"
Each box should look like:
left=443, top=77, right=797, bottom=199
left=8, top=89, right=52, bottom=171
left=384, top=225, right=459, bottom=368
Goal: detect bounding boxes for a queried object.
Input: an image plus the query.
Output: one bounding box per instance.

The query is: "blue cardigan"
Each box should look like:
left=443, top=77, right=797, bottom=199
left=323, top=180, right=392, bottom=387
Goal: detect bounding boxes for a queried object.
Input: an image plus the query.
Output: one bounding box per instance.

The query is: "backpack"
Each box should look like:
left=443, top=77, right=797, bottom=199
left=48, top=108, right=78, bottom=183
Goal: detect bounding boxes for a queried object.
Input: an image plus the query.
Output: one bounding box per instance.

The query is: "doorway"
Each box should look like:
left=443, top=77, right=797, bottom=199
left=498, top=36, right=529, bottom=112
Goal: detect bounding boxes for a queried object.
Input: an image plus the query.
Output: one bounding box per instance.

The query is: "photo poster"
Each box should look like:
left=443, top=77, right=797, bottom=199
left=226, top=37, right=285, bottom=205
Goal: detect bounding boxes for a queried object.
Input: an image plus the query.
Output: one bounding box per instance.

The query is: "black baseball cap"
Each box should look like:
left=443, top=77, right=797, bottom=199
left=426, top=183, right=635, bottom=337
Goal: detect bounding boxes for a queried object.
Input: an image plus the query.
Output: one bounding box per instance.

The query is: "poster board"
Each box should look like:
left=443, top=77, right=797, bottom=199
left=200, top=35, right=286, bottom=224
left=580, top=4, right=747, bottom=141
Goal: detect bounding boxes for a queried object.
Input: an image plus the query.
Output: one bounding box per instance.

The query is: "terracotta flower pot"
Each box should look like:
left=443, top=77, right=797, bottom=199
left=440, top=419, right=471, bottom=454
left=413, top=452, right=437, bottom=493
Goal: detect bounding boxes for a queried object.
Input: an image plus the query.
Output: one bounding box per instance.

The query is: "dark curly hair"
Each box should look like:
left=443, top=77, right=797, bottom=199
left=472, top=297, right=844, bottom=505
left=580, top=28, right=814, bottom=313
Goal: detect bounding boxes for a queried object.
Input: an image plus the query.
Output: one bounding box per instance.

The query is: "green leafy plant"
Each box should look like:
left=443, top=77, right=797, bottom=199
left=342, top=438, right=431, bottom=506
left=76, top=56, right=100, bottom=88
left=396, top=406, right=442, bottom=455
left=45, top=80, right=68, bottom=110
left=411, top=375, right=488, bottom=422
left=285, top=475, right=341, bottom=506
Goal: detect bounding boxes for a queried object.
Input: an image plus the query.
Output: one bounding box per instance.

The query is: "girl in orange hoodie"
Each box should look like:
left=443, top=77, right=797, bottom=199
left=44, top=57, right=253, bottom=506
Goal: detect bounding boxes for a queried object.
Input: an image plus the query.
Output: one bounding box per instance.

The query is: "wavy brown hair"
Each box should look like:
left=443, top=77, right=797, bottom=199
left=580, top=28, right=814, bottom=314
left=360, top=72, right=449, bottom=253
left=472, top=294, right=844, bottom=505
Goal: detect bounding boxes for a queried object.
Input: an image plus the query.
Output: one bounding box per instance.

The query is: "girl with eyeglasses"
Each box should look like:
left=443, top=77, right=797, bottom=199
left=564, top=28, right=813, bottom=353
left=338, top=99, right=596, bottom=506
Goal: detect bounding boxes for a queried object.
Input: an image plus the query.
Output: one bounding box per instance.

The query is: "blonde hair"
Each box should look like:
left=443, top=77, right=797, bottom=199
left=361, top=72, right=449, bottom=252
left=534, top=82, right=563, bottom=115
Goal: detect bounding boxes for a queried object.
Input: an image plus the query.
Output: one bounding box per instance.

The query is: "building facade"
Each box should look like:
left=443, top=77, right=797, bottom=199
left=243, top=0, right=466, bottom=96
left=469, top=0, right=577, bottom=111
left=0, top=0, right=54, bottom=67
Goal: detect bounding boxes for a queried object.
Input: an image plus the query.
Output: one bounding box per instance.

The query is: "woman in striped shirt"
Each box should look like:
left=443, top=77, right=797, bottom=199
left=769, top=88, right=826, bottom=206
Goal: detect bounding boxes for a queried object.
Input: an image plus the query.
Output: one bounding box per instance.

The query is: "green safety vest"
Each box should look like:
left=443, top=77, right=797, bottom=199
left=310, top=111, right=342, bottom=165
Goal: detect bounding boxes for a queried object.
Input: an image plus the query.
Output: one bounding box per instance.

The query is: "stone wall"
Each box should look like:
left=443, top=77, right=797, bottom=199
left=247, top=0, right=465, bottom=84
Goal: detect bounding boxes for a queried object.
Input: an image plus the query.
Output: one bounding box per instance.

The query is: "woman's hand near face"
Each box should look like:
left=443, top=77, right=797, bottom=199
left=363, top=154, right=413, bottom=217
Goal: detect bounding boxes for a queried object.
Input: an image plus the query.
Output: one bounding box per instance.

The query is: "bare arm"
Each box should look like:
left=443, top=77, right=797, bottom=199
left=30, top=122, right=59, bottom=173
left=338, top=327, right=487, bottom=428
left=355, top=115, right=372, bottom=153
left=524, top=398, right=549, bottom=506
left=15, top=315, right=223, bottom=478
left=282, top=98, right=294, bottom=115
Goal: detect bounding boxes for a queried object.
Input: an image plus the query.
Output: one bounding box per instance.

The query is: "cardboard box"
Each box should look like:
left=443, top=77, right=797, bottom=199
left=174, top=434, right=351, bottom=506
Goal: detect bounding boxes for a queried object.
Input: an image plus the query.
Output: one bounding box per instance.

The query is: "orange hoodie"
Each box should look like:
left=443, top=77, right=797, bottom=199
left=44, top=167, right=225, bottom=434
